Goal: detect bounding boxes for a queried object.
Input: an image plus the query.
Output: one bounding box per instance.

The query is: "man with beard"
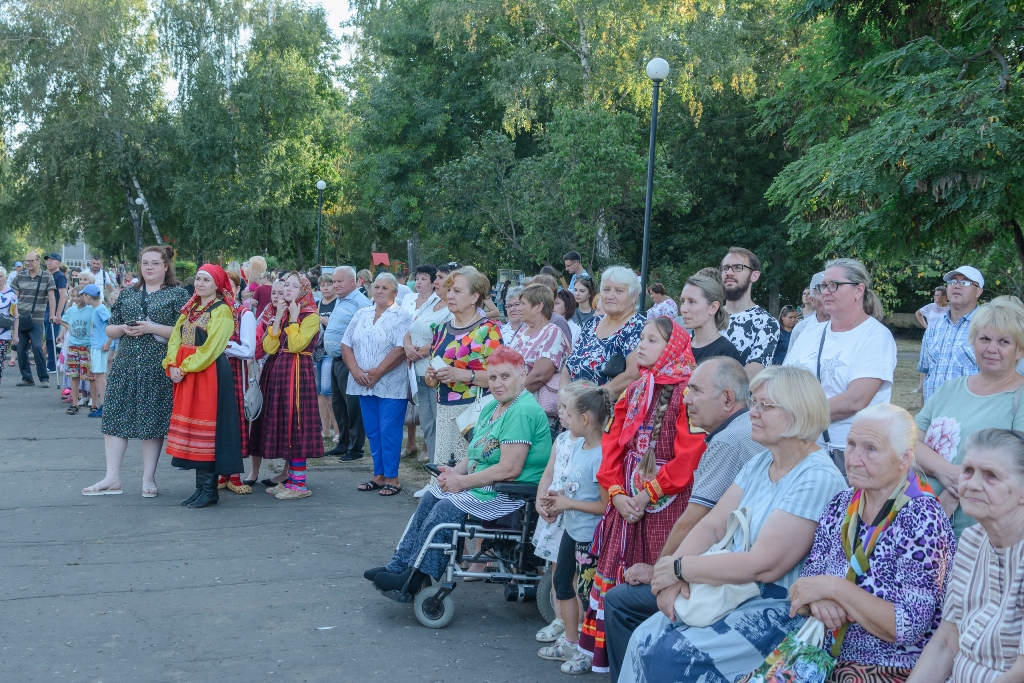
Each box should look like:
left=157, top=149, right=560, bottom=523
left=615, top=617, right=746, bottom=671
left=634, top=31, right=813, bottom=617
left=718, top=247, right=780, bottom=380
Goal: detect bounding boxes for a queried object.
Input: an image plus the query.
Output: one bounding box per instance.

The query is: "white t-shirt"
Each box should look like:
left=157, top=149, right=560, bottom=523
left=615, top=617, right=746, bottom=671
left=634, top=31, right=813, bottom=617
left=917, top=302, right=949, bottom=328
left=783, top=317, right=897, bottom=450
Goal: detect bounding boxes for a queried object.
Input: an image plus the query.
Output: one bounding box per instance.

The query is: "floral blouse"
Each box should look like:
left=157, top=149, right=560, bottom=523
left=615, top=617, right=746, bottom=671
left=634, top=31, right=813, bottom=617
left=800, top=489, right=957, bottom=668
left=563, top=314, right=645, bottom=386
left=431, top=318, right=502, bottom=405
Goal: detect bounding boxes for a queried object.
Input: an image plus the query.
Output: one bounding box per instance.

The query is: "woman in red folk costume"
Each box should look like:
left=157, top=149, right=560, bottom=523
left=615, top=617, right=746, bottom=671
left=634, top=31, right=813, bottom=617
left=220, top=270, right=257, bottom=494
left=260, top=271, right=322, bottom=500
left=577, top=316, right=707, bottom=673
left=244, top=278, right=285, bottom=488
left=163, top=264, right=244, bottom=509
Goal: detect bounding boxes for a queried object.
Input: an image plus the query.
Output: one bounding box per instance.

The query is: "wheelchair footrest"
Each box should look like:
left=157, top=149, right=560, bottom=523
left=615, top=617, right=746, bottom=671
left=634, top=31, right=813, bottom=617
left=377, top=588, right=417, bottom=604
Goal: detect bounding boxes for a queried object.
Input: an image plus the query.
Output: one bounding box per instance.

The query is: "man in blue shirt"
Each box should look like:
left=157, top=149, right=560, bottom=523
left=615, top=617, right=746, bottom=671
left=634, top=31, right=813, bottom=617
left=917, top=265, right=983, bottom=401
left=44, top=253, right=68, bottom=374
left=324, top=266, right=372, bottom=459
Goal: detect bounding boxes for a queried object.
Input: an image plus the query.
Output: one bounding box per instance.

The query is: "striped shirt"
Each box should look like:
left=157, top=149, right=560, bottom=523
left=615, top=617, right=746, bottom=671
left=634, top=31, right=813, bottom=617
left=689, top=410, right=763, bottom=509
left=918, top=308, right=978, bottom=401
left=426, top=484, right=524, bottom=519
left=730, top=448, right=847, bottom=589
left=11, top=271, right=55, bottom=323
left=942, top=524, right=1024, bottom=683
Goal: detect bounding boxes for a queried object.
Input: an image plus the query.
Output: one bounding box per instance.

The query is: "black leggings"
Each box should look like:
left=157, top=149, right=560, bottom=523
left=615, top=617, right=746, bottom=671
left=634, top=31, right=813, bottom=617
left=553, top=533, right=597, bottom=602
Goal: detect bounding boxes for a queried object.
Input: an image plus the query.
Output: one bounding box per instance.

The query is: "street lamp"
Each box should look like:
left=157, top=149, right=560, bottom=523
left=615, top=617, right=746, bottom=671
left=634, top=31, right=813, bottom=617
left=638, top=57, right=669, bottom=313
left=315, top=179, right=326, bottom=266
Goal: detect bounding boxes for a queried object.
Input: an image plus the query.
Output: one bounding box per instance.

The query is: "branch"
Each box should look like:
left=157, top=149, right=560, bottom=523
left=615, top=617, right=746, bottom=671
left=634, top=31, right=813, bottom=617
left=131, top=175, right=163, bottom=244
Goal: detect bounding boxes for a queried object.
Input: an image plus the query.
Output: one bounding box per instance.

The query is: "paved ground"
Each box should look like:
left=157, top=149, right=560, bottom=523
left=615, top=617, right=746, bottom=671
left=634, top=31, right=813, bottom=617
left=0, top=380, right=563, bottom=683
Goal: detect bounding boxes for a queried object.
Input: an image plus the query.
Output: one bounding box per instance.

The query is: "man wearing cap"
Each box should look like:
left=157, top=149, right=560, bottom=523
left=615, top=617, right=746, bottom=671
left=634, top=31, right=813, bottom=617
left=14, top=261, right=24, bottom=274
left=918, top=265, right=984, bottom=401
left=44, top=252, right=68, bottom=374
left=786, top=271, right=830, bottom=353
left=12, top=251, right=57, bottom=388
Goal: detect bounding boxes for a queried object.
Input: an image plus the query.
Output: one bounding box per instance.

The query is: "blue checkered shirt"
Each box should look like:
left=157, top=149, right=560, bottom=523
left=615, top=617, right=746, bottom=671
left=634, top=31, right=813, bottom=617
left=917, top=308, right=978, bottom=401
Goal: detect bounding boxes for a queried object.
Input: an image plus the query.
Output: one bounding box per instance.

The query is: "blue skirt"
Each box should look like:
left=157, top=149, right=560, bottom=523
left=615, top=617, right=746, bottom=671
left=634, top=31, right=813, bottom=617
left=619, top=583, right=805, bottom=683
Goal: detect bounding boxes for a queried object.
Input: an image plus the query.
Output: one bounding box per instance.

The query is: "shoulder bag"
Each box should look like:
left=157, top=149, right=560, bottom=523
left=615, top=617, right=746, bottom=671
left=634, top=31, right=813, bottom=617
left=243, top=359, right=264, bottom=421
left=673, top=506, right=761, bottom=627
left=456, top=387, right=497, bottom=439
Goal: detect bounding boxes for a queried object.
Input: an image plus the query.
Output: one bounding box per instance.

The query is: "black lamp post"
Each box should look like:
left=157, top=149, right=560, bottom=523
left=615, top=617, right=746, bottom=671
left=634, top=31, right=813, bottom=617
left=315, top=179, right=326, bottom=265
left=638, top=57, right=669, bottom=313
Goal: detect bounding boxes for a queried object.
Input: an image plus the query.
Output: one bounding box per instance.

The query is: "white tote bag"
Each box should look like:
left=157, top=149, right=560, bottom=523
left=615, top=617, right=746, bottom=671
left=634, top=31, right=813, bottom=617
left=673, top=506, right=761, bottom=627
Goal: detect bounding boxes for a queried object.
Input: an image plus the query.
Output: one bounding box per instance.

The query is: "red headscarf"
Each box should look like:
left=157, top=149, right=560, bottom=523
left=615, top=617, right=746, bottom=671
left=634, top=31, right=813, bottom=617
left=618, top=319, right=696, bottom=447
left=289, top=272, right=318, bottom=316
left=180, top=264, right=236, bottom=321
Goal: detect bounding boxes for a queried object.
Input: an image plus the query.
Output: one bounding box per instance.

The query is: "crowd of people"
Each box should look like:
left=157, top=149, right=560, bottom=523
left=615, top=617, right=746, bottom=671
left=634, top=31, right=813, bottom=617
left=2, top=243, right=1022, bottom=683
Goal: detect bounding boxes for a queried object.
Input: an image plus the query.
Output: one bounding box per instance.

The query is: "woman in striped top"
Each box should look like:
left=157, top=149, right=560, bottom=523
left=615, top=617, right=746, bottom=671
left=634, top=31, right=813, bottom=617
left=907, top=428, right=1024, bottom=683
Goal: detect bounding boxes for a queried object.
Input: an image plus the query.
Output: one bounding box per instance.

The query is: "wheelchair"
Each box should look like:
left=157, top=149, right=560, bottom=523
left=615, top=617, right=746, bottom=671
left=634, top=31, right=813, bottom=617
left=375, top=482, right=557, bottom=629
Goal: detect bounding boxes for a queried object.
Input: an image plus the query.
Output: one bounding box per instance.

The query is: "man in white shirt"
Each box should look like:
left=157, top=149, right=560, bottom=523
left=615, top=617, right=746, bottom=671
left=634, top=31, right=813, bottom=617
left=720, top=247, right=780, bottom=380
left=787, top=272, right=829, bottom=350
left=87, top=255, right=118, bottom=302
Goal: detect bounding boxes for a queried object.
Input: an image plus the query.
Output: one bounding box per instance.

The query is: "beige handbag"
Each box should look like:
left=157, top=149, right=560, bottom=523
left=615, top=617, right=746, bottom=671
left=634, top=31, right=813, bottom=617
left=673, top=506, right=761, bottom=627
left=243, top=359, right=263, bottom=421
left=455, top=388, right=496, bottom=438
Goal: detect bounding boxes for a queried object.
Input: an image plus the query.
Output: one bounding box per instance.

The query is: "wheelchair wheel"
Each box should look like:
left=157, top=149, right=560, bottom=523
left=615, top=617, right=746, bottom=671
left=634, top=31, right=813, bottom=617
left=414, top=585, right=455, bottom=629
left=536, top=564, right=557, bottom=624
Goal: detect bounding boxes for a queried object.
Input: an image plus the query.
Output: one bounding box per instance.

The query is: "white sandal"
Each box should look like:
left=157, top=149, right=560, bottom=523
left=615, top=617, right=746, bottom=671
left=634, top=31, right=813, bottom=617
left=82, top=483, right=122, bottom=496
left=536, top=618, right=565, bottom=642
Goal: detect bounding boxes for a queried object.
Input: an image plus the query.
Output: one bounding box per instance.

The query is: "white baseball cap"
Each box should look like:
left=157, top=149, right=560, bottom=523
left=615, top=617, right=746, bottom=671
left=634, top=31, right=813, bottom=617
left=943, top=266, right=984, bottom=289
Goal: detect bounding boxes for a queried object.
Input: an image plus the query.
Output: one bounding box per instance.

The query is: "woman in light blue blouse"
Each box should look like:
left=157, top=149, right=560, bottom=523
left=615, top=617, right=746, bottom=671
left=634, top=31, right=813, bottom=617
left=618, top=366, right=847, bottom=683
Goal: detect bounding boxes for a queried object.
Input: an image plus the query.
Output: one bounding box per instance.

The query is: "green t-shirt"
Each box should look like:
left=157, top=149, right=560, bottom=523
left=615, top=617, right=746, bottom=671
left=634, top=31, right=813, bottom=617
left=915, top=376, right=1024, bottom=536
left=466, top=390, right=553, bottom=502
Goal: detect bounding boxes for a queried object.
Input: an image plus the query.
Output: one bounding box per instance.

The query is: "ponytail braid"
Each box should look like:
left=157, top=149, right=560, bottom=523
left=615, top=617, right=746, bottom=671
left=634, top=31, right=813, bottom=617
left=639, top=384, right=675, bottom=480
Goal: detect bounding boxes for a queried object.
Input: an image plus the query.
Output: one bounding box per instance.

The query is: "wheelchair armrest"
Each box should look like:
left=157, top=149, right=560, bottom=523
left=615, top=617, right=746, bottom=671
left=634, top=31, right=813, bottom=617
left=493, top=482, right=539, bottom=499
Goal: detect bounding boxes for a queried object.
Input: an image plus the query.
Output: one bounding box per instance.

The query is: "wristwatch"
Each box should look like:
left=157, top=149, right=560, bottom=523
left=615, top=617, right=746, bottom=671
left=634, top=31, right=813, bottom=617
left=673, top=557, right=685, bottom=583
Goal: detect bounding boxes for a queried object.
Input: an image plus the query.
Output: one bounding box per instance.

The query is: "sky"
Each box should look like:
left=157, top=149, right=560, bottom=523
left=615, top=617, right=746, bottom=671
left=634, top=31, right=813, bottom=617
left=316, top=0, right=352, bottom=42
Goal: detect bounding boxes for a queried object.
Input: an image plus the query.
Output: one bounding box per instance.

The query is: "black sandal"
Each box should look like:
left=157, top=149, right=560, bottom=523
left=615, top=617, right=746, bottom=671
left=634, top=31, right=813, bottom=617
left=378, top=484, right=402, bottom=497
left=66, top=405, right=79, bottom=415
left=261, top=478, right=286, bottom=487
left=357, top=480, right=383, bottom=492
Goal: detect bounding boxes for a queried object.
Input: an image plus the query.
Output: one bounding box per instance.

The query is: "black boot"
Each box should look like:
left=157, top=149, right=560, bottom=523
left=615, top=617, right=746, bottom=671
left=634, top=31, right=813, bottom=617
left=187, top=471, right=220, bottom=508
left=179, top=470, right=204, bottom=506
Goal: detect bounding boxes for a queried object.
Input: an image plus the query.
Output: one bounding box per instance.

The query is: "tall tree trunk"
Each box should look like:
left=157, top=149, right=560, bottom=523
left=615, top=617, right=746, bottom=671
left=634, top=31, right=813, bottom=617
left=131, top=175, right=163, bottom=244
left=1010, top=219, right=1024, bottom=269
left=121, top=179, right=143, bottom=256
left=293, top=232, right=306, bottom=270
left=768, top=249, right=782, bottom=318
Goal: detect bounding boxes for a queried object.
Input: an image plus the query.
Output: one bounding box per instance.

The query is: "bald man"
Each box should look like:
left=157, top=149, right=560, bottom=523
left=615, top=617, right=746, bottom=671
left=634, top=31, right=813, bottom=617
left=12, top=252, right=57, bottom=387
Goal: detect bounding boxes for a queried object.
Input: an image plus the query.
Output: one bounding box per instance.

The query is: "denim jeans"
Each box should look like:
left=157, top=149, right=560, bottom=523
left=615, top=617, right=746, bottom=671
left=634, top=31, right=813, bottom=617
left=386, top=492, right=467, bottom=579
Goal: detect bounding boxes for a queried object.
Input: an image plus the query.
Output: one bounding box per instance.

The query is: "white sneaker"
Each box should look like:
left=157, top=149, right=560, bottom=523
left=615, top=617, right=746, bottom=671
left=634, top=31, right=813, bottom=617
left=538, top=635, right=577, bottom=661
left=536, top=618, right=566, bottom=642
left=561, top=651, right=593, bottom=675
left=413, top=485, right=429, bottom=498
left=78, top=396, right=89, bottom=406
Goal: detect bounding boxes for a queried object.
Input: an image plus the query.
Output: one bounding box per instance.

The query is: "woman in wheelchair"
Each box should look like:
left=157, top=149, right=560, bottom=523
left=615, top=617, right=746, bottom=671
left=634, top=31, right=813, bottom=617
left=366, top=346, right=553, bottom=593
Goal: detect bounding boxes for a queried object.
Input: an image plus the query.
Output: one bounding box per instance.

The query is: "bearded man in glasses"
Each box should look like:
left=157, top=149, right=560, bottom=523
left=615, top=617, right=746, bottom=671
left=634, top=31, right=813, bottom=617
left=719, top=247, right=780, bottom=381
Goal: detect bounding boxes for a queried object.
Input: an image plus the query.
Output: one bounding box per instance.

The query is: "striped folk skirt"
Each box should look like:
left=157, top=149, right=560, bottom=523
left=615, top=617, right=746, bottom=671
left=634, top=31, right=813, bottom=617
left=166, top=346, right=243, bottom=475
left=228, top=356, right=250, bottom=458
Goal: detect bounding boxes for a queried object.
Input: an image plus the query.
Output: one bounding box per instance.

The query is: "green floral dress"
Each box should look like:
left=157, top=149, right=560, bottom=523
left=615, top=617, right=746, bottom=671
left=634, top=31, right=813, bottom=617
left=101, top=285, right=189, bottom=440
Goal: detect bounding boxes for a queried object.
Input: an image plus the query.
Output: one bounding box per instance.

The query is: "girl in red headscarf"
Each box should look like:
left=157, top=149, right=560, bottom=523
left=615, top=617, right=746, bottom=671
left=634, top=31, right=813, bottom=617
left=259, top=270, right=322, bottom=500
left=163, top=264, right=244, bottom=508
left=575, top=316, right=707, bottom=674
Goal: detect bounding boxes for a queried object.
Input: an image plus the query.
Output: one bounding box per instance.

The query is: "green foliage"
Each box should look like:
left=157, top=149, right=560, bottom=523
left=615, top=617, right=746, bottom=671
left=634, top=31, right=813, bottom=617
left=175, top=260, right=198, bottom=278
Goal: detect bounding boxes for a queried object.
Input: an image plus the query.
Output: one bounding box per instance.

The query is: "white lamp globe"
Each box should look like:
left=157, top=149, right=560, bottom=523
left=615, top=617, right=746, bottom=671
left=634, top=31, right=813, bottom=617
left=316, top=180, right=327, bottom=191
left=135, top=197, right=143, bottom=205
left=646, top=58, right=669, bottom=82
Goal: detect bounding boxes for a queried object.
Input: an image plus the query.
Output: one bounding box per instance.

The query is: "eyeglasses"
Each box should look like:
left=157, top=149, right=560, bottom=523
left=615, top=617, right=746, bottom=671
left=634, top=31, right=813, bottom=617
left=945, top=279, right=977, bottom=289
left=813, top=281, right=858, bottom=294
left=746, top=397, right=781, bottom=413
left=719, top=264, right=753, bottom=274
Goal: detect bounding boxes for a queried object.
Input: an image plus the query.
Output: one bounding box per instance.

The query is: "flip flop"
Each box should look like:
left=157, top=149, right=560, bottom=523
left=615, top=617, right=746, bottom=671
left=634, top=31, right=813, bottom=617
left=378, top=484, right=402, bottom=497
left=357, top=480, right=384, bottom=492
left=142, top=484, right=158, bottom=498
left=82, top=483, right=122, bottom=496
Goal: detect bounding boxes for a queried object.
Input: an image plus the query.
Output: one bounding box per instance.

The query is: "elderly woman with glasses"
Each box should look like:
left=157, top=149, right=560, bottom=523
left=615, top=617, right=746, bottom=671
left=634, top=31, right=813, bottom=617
left=907, top=428, right=1024, bottom=683
left=619, top=366, right=847, bottom=683
left=914, top=296, right=1024, bottom=536
left=783, top=258, right=897, bottom=476
left=343, top=273, right=414, bottom=497
left=788, top=404, right=955, bottom=681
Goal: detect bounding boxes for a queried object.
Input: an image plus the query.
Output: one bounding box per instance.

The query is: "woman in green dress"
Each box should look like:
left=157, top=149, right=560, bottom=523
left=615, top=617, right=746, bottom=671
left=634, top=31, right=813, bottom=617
left=83, top=245, right=189, bottom=498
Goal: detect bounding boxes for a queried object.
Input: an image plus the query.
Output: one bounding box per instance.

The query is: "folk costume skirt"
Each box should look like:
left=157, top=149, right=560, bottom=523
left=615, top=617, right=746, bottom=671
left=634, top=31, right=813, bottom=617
left=166, top=345, right=243, bottom=475
left=228, top=356, right=250, bottom=457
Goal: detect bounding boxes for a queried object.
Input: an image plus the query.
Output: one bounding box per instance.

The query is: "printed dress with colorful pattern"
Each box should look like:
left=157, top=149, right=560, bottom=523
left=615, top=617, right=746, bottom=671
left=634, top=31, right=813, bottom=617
left=431, top=318, right=503, bottom=405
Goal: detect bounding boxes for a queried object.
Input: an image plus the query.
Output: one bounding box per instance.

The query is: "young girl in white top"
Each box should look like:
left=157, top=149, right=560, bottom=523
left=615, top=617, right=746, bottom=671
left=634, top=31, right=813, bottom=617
left=535, top=382, right=613, bottom=675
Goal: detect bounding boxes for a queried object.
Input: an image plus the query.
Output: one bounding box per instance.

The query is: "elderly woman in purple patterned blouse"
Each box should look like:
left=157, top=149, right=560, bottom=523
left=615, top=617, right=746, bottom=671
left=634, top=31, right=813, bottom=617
left=788, top=403, right=955, bottom=682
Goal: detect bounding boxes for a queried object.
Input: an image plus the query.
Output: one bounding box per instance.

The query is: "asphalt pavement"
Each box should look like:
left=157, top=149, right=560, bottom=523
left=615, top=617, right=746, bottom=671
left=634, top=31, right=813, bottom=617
left=0, top=379, right=566, bottom=682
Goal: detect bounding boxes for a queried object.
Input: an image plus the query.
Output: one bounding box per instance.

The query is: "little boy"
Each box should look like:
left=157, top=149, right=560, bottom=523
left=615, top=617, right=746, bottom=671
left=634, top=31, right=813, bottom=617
left=59, top=286, right=93, bottom=415
left=81, top=284, right=109, bottom=418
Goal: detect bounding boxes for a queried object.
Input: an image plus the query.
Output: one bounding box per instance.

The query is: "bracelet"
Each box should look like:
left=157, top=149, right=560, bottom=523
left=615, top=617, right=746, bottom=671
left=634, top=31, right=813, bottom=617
left=608, top=485, right=628, bottom=499
left=643, top=479, right=663, bottom=503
